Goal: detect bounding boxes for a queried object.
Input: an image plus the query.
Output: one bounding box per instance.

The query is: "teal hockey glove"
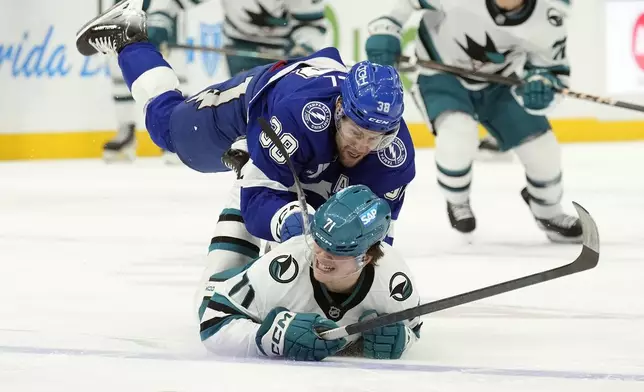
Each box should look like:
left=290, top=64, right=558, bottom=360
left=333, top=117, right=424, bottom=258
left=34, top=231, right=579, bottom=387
left=256, top=307, right=346, bottom=361
left=360, top=310, right=412, bottom=359
left=516, top=69, right=563, bottom=111
left=365, top=18, right=402, bottom=66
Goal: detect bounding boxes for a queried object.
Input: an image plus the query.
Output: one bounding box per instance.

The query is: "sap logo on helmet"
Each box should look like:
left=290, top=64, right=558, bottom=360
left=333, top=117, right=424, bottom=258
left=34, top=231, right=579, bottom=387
left=355, top=65, right=369, bottom=87
left=368, top=117, right=390, bottom=125
left=360, top=208, right=378, bottom=226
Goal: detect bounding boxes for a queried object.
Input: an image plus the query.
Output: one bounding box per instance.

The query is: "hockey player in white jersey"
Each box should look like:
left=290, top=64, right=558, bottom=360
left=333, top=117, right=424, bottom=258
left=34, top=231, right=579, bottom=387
left=221, top=0, right=328, bottom=76
left=197, top=185, right=421, bottom=360
left=366, top=0, right=582, bottom=243
left=103, top=0, right=199, bottom=163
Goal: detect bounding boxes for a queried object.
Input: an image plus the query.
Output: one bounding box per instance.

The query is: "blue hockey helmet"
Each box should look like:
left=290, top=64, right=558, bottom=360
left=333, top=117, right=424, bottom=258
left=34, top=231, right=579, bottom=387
left=311, top=185, right=391, bottom=257
left=340, top=61, right=405, bottom=138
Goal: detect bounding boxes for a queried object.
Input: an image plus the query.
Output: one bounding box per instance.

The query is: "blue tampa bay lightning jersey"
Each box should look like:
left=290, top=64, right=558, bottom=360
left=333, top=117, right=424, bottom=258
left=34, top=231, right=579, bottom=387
left=239, top=47, right=416, bottom=244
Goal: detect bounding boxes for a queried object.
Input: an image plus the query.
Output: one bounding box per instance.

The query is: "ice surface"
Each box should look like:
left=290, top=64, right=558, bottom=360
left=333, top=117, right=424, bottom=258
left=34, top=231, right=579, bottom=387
left=0, top=143, right=643, bottom=391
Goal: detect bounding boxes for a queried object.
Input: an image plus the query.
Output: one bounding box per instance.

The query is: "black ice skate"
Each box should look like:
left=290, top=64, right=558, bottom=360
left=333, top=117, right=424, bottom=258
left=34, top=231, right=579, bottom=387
left=221, top=136, right=250, bottom=179
left=103, top=123, right=136, bottom=162
left=76, top=0, right=148, bottom=56
left=447, top=201, right=476, bottom=233
left=521, top=187, right=583, bottom=243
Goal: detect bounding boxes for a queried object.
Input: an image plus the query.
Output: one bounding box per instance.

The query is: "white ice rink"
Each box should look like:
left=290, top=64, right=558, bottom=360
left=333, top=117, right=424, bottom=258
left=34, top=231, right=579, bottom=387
left=1, top=143, right=643, bottom=391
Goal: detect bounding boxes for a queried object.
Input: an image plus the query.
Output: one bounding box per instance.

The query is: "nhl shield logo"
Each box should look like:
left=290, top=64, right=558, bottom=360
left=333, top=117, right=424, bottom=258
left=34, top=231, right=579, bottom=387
left=200, top=23, right=222, bottom=77
left=328, top=306, right=342, bottom=320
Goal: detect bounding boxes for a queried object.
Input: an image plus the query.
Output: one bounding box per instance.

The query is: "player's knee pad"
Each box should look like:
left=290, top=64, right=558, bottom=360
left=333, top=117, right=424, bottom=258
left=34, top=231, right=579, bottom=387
left=434, top=111, right=480, bottom=167
left=434, top=112, right=479, bottom=202
left=514, top=131, right=564, bottom=218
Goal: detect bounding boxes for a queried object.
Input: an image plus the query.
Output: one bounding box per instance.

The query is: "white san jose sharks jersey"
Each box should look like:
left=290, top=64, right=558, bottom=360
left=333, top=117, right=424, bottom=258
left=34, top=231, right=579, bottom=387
left=372, top=0, right=570, bottom=90
left=197, top=235, right=422, bottom=357
left=222, top=0, right=328, bottom=52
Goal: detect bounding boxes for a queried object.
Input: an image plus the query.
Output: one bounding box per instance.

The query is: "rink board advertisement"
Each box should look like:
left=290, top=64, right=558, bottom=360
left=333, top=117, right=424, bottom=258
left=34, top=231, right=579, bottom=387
left=1, top=0, right=644, bottom=160
left=605, top=0, right=644, bottom=94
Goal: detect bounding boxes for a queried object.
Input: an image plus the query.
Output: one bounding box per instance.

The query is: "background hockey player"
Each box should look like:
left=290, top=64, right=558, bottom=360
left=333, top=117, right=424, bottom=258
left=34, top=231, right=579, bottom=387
left=197, top=185, right=422, bottom=360
left=365, top=0, right=582, bottom=243
left=102, top=0, right=198, bottom=163
left=221, top=0, right=328, bottom=75
left=76, top=0, right=415, bottom=254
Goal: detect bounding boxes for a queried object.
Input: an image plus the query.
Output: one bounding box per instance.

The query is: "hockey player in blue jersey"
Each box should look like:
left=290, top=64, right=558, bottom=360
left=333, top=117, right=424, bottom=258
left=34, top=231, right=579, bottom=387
left=75, top=0, right=415, bottom=253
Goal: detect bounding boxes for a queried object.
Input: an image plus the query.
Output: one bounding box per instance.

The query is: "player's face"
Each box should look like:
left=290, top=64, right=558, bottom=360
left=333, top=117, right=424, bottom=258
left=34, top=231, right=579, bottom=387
left=311, top=242, right=372, bottom=292
left=335, top=116, right=384, bottom=168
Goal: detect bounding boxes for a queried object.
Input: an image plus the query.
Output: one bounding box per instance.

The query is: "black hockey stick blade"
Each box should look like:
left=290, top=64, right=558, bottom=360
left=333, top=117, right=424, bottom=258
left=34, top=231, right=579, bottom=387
left=257, top=117, right=311, bottom=237
left=319, top=202, right=599, bottom=340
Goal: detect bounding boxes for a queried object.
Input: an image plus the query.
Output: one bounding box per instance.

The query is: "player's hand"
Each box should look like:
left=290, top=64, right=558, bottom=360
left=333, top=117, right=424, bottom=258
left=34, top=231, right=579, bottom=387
left=516, top=69, right=562, bottom=111
left=366, top=18, right=402, bottom=66
left=359, top=310, right=412, bottom=359
left=280, top=213, right=313, bottom=242
left=256, top=307, right=346, bottom=361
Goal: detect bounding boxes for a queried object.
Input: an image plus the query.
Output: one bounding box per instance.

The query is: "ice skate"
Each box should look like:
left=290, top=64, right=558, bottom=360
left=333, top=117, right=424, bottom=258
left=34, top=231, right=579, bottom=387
left=447, top=200, right=476, bottom=233
left=221, top=136, right=250, bottom=179
left=76, top=0, right=147, bottom=56
left=103, top=123, right=136, bottom=163
left=521, top=187, right=582, bottom=243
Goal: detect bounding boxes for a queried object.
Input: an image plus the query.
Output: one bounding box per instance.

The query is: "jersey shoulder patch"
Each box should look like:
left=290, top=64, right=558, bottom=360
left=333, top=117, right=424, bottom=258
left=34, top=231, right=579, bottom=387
left=268, top=254, right=300, bottom=284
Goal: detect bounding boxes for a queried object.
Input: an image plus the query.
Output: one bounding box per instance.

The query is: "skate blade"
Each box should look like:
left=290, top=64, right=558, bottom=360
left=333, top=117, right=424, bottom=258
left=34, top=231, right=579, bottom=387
left=75, top=0, right=145, bottom=55
left=103, top=150, right=136, bottom=163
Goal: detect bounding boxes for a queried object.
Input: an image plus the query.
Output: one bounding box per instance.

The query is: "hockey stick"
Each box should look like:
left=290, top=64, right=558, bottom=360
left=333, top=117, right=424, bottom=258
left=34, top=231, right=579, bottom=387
left=318, top=203, right=600, bottom=340
left=257, top=117, right=311, bottom=237
left=168, top=43, right=286, bottom=62
left=399, top=55, right=644, bottom=113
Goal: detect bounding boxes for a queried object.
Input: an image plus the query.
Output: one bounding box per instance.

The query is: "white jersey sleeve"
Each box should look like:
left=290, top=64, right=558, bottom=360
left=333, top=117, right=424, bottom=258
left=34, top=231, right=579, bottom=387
left=197, top=236, right=315, bottom=357
left=510, top=0, right=571, bottom=114
left=198, top=262, right=265, bottom=357
left=364, top=243, right=422, bottom=353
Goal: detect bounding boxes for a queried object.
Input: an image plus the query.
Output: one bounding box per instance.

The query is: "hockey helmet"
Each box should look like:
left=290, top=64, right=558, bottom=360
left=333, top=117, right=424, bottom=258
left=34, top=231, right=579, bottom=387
left=339, top=61, right=404, bottom=149
left=311, top=185, right=391, bottom=257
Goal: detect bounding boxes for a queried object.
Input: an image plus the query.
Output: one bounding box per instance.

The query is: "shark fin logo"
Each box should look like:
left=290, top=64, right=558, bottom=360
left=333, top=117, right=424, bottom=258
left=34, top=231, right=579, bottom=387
left=245, top=3, right=288, bottom=27
left=269, top=255, right=299, bottom=284
left=389, top=272, right=413, bottom=302
left=457, top=33, right=512, bottom=66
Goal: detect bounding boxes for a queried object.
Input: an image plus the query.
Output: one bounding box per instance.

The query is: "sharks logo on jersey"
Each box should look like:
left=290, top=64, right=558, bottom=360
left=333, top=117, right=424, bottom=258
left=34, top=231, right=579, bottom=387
left=457, top=33, right=512, bottom=71
left=389, top=272, right=413, bottom=302
left=245, top=2, right=288, bottom=27
left=269, top=255, right=299, bottom=283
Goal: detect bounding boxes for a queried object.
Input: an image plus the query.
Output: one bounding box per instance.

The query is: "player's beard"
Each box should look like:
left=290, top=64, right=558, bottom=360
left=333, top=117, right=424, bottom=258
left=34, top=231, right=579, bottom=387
left=335, top=133, right=370, bottom=168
